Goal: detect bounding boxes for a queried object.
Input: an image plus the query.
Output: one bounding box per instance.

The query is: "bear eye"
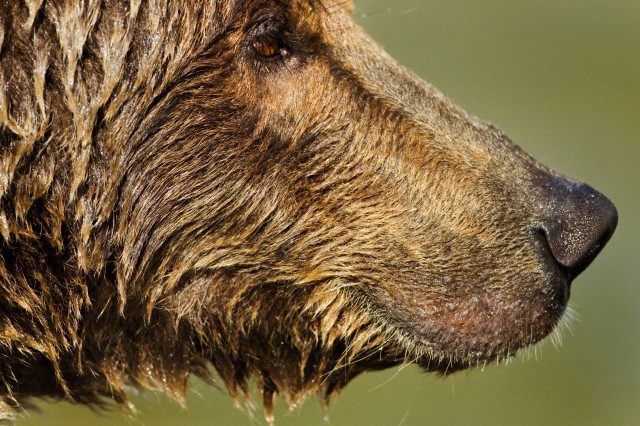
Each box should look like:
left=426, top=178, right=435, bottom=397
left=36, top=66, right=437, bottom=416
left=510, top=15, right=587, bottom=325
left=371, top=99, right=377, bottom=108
left=253, top=34, right=288, bottom=59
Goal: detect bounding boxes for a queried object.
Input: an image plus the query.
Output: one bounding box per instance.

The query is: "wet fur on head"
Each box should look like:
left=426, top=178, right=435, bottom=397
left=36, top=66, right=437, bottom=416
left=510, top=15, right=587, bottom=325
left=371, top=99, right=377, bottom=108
left=0, top=0, right=597, bottom=421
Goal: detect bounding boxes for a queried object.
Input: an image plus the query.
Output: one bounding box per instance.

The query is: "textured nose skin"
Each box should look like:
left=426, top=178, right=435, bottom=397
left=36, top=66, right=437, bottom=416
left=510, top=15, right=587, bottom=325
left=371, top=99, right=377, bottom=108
left=538, top=178, right=618, bottom=279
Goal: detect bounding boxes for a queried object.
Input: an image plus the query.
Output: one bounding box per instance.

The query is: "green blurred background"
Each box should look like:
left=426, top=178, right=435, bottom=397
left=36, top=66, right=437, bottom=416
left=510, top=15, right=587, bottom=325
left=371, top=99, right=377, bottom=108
left=19, top=1, right=639, bottom=425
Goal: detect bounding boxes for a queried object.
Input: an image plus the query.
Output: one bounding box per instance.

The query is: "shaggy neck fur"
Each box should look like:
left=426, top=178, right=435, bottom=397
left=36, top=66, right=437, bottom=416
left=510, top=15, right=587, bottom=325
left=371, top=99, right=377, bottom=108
left=0, top=0, right=414, bottom=420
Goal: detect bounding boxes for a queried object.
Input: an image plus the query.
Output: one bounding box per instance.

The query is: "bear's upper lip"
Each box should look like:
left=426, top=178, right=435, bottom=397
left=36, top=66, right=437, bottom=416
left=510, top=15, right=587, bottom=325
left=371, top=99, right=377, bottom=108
left=534, top=229, right=571, bottom=301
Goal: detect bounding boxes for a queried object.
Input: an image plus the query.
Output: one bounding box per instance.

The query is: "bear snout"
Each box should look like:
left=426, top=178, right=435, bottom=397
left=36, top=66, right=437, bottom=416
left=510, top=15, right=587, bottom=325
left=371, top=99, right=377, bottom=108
left=535, top=177, right=618, bottom=280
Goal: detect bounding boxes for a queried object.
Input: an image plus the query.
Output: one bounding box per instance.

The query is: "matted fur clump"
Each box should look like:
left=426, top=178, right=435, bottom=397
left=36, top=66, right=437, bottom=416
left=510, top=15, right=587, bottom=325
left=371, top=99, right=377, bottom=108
left=0, top=0, right=616, bottom=421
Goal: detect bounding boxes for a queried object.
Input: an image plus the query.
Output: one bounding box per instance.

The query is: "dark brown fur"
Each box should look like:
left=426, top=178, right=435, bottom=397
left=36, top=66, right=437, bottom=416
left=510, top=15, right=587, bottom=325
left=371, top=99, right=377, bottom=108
left=0, top=0, right=615, bottom=421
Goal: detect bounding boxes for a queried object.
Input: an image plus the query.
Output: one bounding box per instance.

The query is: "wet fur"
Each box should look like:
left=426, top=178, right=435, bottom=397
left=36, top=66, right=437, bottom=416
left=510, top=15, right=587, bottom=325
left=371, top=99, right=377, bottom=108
left=1, top=0, right=573, bottom=420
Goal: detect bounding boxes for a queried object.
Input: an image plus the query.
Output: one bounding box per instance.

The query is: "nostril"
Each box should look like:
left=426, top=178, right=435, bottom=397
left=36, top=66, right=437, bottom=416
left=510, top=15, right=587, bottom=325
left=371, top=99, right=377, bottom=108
left=537, top=179, right=618, bottom=279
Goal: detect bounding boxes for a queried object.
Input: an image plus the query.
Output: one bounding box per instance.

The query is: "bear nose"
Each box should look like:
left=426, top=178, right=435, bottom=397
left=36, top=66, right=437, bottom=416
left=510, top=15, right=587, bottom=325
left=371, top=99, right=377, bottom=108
left=537, top=177, right=617, bottom=279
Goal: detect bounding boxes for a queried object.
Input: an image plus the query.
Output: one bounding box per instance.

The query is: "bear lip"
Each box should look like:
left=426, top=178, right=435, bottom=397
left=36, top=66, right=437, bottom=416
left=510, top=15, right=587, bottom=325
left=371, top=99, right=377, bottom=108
left=375, top=286, right=568, bottom=374
left=534, top=228, right=573, bottom=296
left=367, top=239, right=572, bottom=374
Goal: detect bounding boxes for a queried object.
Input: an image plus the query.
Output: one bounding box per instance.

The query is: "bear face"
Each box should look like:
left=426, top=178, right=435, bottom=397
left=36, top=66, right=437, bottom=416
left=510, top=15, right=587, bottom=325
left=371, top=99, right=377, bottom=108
left=0, top=0, right=616, bottom=420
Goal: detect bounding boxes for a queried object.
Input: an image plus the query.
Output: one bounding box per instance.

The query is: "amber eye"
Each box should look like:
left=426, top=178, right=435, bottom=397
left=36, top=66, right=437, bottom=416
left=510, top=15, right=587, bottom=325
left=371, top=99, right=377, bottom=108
left=253, top=34, right=286, bottom=58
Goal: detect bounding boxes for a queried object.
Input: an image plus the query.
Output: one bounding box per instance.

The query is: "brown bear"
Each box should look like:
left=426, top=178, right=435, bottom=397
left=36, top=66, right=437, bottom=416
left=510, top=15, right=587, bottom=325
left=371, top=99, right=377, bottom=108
left=0, top=0, right=617, bottom=421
